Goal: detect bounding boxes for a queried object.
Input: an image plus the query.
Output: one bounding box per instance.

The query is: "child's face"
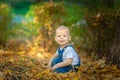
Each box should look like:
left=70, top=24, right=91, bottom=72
left=55, top=29, right=71, bottom=47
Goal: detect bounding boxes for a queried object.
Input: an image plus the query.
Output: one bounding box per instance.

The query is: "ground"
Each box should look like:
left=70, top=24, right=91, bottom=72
left=0, top=40, right=120, bottom=80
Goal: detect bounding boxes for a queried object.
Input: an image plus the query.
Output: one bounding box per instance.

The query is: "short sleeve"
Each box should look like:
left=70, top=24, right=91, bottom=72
left=64, top=47, right=74, bottom=59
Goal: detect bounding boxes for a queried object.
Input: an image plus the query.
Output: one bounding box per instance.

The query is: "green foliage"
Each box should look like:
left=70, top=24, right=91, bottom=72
left=79, top=0, right=115, bottom=11
left=9, top=16, right=40, bottom=41
left=7, top=5, right=41, bottom=40
left=114, top=0, right=120, bottom=8
left=63, top=4, right=84, bottom=25
left=0, top=3, right=12, bottom=45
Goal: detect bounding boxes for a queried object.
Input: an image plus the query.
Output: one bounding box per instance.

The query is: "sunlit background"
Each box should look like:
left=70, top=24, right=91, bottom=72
left=0, top=0, right=120, bottom=57
left=0, top=0, right=120, bottom=79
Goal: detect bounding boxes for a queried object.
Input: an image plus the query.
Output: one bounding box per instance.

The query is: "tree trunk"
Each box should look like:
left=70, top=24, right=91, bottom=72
left=106, top=26, right=120, bottom=69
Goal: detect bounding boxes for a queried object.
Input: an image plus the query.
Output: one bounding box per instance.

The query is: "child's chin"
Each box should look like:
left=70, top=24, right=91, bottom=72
left=61, top=44, right=67, bottom=46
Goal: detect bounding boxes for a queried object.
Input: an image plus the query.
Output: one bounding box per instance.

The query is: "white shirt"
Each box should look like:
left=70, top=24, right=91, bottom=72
left=57, top=46, right=79, bottom=65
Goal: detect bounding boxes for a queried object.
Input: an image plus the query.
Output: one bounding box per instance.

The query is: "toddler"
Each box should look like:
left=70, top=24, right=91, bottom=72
left=49, top=25, right=81, bottom=73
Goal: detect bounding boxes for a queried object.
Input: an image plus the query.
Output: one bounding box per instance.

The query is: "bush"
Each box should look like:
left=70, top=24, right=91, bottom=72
left=0, top=3, right=12, bottom=45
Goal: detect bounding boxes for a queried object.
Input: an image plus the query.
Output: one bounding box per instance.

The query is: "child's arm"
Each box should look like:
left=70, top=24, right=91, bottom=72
left=48, top=53, right=58, bottom=68
left=51, top=58, right=73, bottom=71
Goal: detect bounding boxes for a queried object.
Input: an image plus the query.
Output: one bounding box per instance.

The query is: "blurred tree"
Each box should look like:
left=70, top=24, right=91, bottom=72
left=103, top=0, right=114, bottom=8
left=105, top=12, right=120, bottom=69
left=80, top=0, right=114, bottom=10
left=85, top=8, right=120, bottom=68
left=0, top=0, right=4, bottom=2
left=0, top=3, right=12, bottom=46
left=35, top=0, right=41, bottom=2
left=33, top=2, right=65, bottom=52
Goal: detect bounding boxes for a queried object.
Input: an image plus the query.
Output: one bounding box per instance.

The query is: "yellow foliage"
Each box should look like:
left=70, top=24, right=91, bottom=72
left=18, top=51, right=25, bottom=55
left=0, top=39, right=120, bottom=80
left=4, top=69, right=12, bottom=74
left=74, top=77, right=79, bottom=80
left=0, top=77, right=3, bottom=80
left=8, top=58, right=15, bottom=63
left=96, top=12, right=101, bottom=18
left=65, top=78, right=70, bottom=80
left=41, top=69, right=50, bottom=74
left=92, top=22, right=98, bottom=27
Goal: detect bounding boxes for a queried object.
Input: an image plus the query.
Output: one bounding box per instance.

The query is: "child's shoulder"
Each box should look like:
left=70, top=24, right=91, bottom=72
left=65, top=45, right=74, bottom=51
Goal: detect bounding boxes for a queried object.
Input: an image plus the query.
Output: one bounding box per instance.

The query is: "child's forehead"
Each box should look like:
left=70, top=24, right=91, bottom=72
left=56, top=29, right=69, bottom=34
left=56, top=26, right=70, bottom=35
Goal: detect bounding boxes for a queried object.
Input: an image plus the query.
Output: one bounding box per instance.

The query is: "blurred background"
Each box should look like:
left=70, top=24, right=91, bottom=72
left=0, top=0, right=120, bottom=68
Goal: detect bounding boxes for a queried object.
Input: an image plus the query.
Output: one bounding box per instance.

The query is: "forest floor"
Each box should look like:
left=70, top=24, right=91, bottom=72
left=0, top=39, right=120, bottom=80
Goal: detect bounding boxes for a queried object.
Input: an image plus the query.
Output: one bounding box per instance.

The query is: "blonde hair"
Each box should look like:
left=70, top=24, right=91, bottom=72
left=56, top=25, right=70, bottom=35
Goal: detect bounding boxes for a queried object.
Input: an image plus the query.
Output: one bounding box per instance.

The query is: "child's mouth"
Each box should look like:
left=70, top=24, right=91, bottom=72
left=60, top=41, right=64, bottom=42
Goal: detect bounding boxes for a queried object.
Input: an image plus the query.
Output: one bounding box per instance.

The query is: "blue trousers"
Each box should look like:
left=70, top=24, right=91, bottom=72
left=51, top=57, right=73, bottom=73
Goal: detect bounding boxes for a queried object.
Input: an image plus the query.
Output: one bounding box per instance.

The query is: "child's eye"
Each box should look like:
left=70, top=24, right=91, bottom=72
left=57, top=35, right=61, bottom=37
left=63, top=35, right=67, bottom=37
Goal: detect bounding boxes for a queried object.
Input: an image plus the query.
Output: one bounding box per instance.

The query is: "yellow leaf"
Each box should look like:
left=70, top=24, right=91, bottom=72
left=8, top=59, right=14, bottom=63
left=41, top=69, right=50, bottom=74
left=74, top=77, right=79, bottom=80
left=65, top=78, right=70, bottom=80
left=4, top=69, right=12, bottom=74
left=0, top=77, right=4, bottom=80
left=18, top=51, right=25, bottom=55
left=92, top=22, right=98, bottom=27
left=96, top=12, right=101, bottom=18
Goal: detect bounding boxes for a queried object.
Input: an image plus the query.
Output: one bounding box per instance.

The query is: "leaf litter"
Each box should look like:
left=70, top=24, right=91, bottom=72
left=0, top=39, right=120, bottom=80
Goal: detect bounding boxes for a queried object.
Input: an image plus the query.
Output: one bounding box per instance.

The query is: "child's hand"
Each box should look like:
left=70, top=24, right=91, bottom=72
left=50, top=65, right=57, bottom=71
left=48, top=62, right=51, bottom=68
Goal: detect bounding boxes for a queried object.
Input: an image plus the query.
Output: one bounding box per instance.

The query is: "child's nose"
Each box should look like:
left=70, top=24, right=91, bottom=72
left=61, top=36, right=63, bottom=39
